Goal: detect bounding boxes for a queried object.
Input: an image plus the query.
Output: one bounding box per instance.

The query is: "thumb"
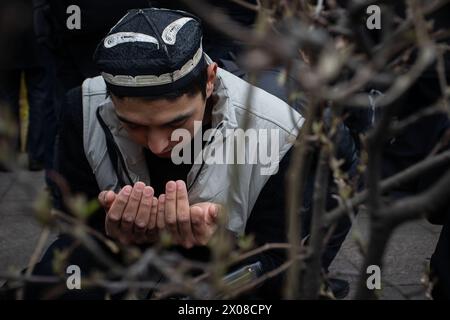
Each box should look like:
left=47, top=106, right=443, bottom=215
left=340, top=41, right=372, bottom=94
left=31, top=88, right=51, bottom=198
left=98, top=190, right=116, bottom=209
left=206, top=204, right=219, bottom=224
left=105, top=191, right=116, bottom=207
left=191, top=205, right=207, bottom=244
left=191, top=205, right=205, bottom=228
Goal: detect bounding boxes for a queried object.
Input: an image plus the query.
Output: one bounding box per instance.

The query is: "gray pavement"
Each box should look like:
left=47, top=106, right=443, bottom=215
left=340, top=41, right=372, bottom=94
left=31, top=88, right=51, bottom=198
left=0, top=170, right=443, bottom=299
left=0, top=170, right=56, bottom=286
left=329, top=209, right=442, bottom=299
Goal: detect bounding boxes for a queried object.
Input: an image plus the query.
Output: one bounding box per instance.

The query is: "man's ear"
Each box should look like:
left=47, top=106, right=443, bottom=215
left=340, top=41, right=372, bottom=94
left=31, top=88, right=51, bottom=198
left=205, top=63, right=218, bottom=98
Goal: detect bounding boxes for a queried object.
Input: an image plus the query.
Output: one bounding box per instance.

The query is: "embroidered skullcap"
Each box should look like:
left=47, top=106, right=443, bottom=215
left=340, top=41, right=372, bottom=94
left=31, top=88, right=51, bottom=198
left=94, top=8, right=205, bottom=96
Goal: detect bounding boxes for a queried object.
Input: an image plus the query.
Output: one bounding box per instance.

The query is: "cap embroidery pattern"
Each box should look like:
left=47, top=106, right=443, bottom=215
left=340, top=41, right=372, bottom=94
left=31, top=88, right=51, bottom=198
left=101, top=45, right=203, bottom=87
left=104, top=32, right=159, bottom=49
left=161, top=17, right=195, bottom=45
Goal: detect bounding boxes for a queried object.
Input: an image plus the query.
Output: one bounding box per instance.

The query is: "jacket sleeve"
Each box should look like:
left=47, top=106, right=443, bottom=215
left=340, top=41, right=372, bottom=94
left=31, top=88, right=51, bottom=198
left=54, top=86, right=104, bottom=231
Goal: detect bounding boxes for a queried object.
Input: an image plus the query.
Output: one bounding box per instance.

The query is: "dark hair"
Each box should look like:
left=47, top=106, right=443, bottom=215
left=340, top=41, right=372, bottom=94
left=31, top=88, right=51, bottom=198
left=107, top=66, right=208, bottom=101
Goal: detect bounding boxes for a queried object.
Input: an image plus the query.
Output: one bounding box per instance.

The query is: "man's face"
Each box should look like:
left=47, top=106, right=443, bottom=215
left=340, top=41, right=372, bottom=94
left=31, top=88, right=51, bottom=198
left=111, top=64, right=217, bottom=158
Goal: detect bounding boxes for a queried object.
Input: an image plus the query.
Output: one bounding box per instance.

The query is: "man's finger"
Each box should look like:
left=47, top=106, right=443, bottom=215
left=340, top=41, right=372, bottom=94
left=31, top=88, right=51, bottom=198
left=191, top=206, right=207, bottom=246
left=156, top=194, right=166, bottom=229
left=121, top=182, right=145, bottom=234
left=105, top=198, right=123, bottom=240
left=206, top=204, right=219, bottom=225
left=98, top=190, right=116, bottom=210
left=108, top=185, right=132, bottom=222
left=134, top=186, right=154, bottom=237
left=105, top=217, right=121, bottom=240
left=148, top=196, right=158, bottom=230
left=176, top=180, right=194, bottom=248
left=105, top=191, right=116, bottom=209
left=98, top=191, right=107, bottom=206
left=165, top=181, right=180, bottom=242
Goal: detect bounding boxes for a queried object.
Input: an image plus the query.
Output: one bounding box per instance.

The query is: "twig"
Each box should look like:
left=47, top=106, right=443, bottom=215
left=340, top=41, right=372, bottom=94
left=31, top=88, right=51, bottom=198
left=299, top=138, right=330, bottom=298
left=16, top=227, right=51, bottom=300
left=325, top=149, right=450, bottom=226
left=283, top=99, right=316, bottom=299
left=389, top=101, right=447, bottom=136
left=229, top=0, right=261, bottom=12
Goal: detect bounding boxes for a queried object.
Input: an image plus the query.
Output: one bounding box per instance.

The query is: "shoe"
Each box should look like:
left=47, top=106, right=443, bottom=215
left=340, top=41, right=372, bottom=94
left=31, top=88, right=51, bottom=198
left=326, top=277, right=350, bottom=299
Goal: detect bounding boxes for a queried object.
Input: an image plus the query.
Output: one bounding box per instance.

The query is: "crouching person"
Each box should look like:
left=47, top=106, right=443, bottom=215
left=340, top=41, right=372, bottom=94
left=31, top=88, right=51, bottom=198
left=21, top=8, right=306, bottom=299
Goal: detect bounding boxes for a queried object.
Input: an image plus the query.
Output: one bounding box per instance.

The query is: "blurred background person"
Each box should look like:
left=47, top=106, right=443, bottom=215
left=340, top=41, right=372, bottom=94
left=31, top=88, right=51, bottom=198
left=0, top=0, right=53, bottom=172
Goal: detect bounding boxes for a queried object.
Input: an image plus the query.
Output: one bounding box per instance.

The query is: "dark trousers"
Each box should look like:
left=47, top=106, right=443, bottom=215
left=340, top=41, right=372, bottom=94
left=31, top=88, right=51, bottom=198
left=0, top=67, right=53, bottom=162
left=0, top=41, right=59, bottom=197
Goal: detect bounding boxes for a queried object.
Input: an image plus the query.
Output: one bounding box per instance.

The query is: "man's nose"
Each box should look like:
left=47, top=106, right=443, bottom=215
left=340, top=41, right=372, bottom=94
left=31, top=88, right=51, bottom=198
left=146, top=130, right=170, bottom=155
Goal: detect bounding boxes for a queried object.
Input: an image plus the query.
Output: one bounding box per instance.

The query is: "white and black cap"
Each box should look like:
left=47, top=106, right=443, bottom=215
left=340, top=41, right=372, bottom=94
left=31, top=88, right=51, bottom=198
left=94, top=8, right=206, bottom=96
